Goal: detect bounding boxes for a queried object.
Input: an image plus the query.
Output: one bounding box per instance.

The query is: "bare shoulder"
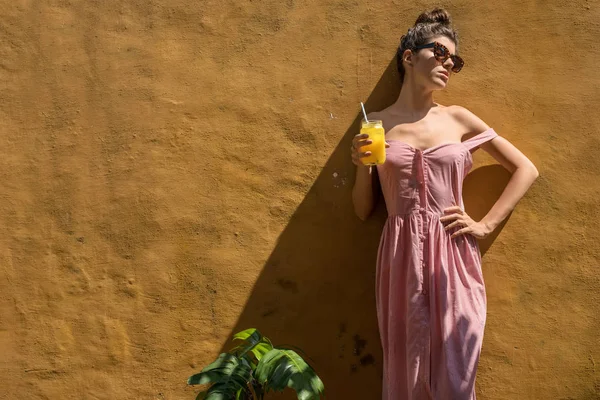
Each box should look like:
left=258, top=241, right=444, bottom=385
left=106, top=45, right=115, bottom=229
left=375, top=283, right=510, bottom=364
left=366, top=109, right=386, bottom=121
left=368, top=101, right=401, bottom=118
left=446, top=105, right=492, bottom=140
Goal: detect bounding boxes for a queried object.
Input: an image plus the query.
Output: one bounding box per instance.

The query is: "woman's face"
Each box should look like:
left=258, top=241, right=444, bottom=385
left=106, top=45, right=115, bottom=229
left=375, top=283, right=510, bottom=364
left=405, top=35, right=457, bottom=91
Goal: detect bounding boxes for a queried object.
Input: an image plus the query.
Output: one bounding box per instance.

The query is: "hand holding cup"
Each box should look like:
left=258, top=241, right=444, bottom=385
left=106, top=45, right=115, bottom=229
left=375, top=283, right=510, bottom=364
left=351, top=121, right=390, bottom=167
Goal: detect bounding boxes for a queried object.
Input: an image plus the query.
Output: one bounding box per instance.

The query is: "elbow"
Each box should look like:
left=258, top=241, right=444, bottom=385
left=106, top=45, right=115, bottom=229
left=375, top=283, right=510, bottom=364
left=355, top=209, right=370, bottom=222
left=353, top=204, right=372, bottom=221
left=515, top=160, right=539, bottom=180
left=352, top=194, right=374, bottom=221
left=529, top=162, right=539, bottom=180
left=358, top=214, right=370, bottom=222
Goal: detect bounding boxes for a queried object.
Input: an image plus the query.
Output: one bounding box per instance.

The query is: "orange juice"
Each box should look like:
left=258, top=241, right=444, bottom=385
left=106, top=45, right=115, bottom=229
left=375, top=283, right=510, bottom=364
left=359, top=120, right=386, bottom=165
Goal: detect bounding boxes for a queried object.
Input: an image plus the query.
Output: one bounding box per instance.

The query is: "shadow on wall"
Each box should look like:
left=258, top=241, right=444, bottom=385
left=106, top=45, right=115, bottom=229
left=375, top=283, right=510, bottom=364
left=214, top=58, right=512, bottom=398
left=463, top=165, right=511, bottom=255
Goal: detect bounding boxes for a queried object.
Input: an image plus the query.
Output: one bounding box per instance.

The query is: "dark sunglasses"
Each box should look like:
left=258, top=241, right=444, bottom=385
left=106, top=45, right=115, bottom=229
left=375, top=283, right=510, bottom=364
left=413, top=41, right=464, bottom=73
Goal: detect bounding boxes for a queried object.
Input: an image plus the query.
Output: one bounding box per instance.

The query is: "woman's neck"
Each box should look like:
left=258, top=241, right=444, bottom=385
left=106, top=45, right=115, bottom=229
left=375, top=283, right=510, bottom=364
left=390, top=79, right=437, bottom=119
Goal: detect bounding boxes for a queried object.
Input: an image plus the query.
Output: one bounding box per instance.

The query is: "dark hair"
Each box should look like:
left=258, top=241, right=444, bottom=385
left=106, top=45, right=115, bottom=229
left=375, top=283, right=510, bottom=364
left=396, top=8, right=459, bottom=83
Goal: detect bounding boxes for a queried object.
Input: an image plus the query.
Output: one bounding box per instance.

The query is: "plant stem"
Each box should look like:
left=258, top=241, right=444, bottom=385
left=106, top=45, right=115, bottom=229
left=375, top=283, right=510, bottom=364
left=248, top=382, right=258, bottom=400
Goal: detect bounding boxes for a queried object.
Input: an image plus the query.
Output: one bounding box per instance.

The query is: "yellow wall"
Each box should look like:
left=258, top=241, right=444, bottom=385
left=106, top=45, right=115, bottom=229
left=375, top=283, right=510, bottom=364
left=1, top=0, right=598, bottom=398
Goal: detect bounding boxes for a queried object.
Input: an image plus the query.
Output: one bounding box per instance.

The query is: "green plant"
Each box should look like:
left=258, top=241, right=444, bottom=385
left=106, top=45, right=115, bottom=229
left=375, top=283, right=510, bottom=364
left=187, top=328, right=325, bottom=400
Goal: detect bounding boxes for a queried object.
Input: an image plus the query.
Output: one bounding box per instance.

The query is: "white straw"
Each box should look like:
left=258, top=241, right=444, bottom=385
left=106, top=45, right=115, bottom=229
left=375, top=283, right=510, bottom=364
left=360, top=102, right=369, bottom=123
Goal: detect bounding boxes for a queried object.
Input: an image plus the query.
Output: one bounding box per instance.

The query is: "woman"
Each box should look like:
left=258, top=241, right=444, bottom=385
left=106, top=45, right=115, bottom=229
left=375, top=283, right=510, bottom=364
left=350, top=8, right=539, bottom=400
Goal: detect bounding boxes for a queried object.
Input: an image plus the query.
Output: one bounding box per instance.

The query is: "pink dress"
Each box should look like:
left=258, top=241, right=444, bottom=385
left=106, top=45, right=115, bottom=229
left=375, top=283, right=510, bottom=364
left=375, top=128, right=499, bottom=399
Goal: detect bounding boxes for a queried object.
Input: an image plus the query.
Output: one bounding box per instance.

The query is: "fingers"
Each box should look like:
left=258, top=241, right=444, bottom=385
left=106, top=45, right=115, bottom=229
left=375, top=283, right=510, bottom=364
left=355, top=140, right=372, bottom=149
left=441, top=211, right=471, bottom=233
left=352, top=135, right=372, bottom=150
left=352, top=133, right=369, bottom=144
left=443, top=206, right=463, bottom=214
left=351, top=151, right=372, bottom=166
left=439, top=213, right=462, bottom=223
left=350, top=142, right=372, bottom=157
left=351, top=151, right=371, bottom=160
left=385, top=141, right=390, bottom=148
left=350, top=133, right=372, bottom=166
left=451, top=227, right=470, bottom=238
left=444, top=220, right=463, bottom=230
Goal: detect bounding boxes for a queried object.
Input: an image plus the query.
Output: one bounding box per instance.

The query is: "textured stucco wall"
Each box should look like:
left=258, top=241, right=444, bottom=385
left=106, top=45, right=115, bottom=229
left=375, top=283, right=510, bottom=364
left=1, top=0, right=598, bottom=399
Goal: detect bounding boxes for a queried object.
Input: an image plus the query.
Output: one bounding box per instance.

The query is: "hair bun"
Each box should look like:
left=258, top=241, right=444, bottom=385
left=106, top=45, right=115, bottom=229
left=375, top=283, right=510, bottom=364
left=414, top=8, right=451, bottom=26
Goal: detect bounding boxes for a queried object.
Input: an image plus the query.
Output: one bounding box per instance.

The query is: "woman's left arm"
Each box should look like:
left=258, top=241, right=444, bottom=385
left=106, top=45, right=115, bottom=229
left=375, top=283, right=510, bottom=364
left=443, top=107, right=539, bottom=238
left=457, top=108, right=539, bottom=236
left=477, top=135, right=539, bottom=234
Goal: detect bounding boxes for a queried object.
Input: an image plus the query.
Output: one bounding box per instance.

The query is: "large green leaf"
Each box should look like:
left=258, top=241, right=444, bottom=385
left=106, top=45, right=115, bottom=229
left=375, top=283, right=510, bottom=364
left=231, top=328, right=273, bottom=362
left=194, top=383, right=252, bottom=400
left=187, top=353, right=252, bottom=398
left=276, top=344, right=317, bottom=366
left=255, top=348, right=325, bottom=400
left=202, top=383, right=246, bottom=400
left=233, top=328, right=263, bottom=343
left=249, top=342, right=273, bottom=362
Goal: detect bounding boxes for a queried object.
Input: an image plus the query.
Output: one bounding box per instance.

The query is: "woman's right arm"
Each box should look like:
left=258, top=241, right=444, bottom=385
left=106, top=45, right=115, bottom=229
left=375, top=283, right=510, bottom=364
left=352, top=163, right=377, bottom=221
left=351, top=112, right=388, bottom=220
